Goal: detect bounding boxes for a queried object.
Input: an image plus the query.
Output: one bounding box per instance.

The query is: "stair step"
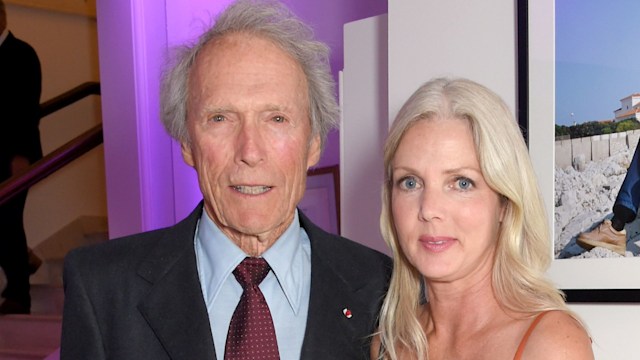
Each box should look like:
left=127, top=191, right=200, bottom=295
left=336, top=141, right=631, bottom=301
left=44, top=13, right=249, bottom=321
left=0, top=347, right=52, bottom=360
left=0, top=314, right=61, bottom=353
left=30, top=285, right=64, bottom=316
left=30, top=215, right=109, bottom=287
left=34, top=216, right=108, bottom=260
left=30, top=258, right=63, bottom=288
left=0, top=285, right=64, bottom=316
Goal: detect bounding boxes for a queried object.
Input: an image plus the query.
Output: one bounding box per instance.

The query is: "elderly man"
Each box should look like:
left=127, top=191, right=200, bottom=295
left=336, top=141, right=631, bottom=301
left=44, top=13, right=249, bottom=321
left=60, top=1, right=391, bottom=359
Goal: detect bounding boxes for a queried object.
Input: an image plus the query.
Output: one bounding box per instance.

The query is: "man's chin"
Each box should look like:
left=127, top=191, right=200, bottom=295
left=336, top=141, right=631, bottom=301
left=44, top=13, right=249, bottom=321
left=229, top=216, right=293, bottom=238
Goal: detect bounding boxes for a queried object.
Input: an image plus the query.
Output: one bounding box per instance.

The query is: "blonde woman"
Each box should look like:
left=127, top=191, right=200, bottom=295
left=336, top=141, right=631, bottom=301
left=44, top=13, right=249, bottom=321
left=373, top=78, right=593, bottom=359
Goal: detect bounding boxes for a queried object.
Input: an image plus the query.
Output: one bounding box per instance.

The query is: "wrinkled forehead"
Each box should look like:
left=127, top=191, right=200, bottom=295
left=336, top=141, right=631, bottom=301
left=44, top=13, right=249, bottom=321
left=187, top=33, right=311, bottom=120
left=192, top=33, right=304, bottom=79
left=191, top=34, right=307, bottom=91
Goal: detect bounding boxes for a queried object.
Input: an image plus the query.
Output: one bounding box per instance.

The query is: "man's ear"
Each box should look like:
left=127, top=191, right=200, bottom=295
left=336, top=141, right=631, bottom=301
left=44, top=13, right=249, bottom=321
left=306, top=134, right=322, bottom=169
left=181, top=141, right=195, bottom=167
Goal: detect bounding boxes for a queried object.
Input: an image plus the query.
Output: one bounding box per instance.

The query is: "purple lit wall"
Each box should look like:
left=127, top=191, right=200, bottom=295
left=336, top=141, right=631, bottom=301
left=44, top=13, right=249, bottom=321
left=97, top=0, right=173, bottom=238
left=97, top=0, right=386, bottom=237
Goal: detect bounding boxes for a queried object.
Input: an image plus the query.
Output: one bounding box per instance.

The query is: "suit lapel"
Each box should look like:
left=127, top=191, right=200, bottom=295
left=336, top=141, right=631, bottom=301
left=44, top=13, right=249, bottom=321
left=300, top=213, right=373, bottom=359
left=136, top=204, right=217, bottom=360
left=301, top=254, right=371, bottom=358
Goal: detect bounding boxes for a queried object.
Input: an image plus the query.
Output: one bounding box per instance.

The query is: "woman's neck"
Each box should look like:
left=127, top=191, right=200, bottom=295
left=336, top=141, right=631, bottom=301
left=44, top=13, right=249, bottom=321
left=424, top=269, right=507, bottom=338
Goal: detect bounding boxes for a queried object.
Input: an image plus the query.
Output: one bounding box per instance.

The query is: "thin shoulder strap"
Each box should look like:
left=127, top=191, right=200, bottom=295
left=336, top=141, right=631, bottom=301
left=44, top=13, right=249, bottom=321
left=513, top=311, right=552, bottom=360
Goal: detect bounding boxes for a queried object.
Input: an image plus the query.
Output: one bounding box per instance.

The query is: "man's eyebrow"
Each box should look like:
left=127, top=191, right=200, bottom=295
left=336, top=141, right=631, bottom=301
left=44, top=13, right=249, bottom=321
left=202, top=106, right=235, bottom=113
left=263, top=104, right=289, bottom=112
left=201, top=105, right=291, bottom=113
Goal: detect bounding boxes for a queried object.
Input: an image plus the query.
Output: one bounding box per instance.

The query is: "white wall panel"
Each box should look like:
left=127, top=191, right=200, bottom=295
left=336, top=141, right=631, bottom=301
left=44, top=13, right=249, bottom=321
left=388, top=0, right=516, bottom=122
left=341, top=15, right=389, bottom=254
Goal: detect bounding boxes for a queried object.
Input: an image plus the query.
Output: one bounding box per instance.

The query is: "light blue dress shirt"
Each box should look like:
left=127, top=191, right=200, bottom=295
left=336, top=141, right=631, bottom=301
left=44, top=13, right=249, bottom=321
left=195, top=209, right=311, bottom=359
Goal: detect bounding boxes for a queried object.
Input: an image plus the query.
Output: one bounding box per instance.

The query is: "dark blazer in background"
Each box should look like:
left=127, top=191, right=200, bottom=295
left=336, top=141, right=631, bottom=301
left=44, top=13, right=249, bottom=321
left=0, top=31, right=42, bottom=179
left=60, top=204, right=392, bottom=360
left=0, top=30, right=42, bottom=309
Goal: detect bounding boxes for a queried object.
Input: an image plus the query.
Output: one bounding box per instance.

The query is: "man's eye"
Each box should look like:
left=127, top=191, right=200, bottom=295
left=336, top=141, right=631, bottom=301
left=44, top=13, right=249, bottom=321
left=210, top=115, right=225, bottom=122
left=272, top=115, right=285, bottom=123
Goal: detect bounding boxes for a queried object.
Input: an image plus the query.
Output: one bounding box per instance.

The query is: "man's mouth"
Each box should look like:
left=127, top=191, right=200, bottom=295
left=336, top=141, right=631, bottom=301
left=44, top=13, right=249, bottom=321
left=233, top=185, right=271, bottom=195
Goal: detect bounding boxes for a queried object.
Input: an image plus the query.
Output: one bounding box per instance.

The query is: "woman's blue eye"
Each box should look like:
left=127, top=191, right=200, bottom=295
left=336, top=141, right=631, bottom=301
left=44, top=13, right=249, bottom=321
left=457, top=177, right=473, bottom=190
left=401, top=177, right=417, bottom=190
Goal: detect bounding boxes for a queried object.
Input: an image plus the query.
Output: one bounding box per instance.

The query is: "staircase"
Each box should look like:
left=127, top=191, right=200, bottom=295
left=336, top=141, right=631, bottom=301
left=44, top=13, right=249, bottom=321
left=0, top=291, right=62, bottom=360
left=0, top=216, right=108, bottom=360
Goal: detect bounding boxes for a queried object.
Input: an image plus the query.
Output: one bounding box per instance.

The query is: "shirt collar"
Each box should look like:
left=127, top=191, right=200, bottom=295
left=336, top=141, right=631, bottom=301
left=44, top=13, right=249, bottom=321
left=262, top=211, right=305, bottom=314
left=196, top=209, right=305, bottom=314
left=0, top=29, right=9, bottom=47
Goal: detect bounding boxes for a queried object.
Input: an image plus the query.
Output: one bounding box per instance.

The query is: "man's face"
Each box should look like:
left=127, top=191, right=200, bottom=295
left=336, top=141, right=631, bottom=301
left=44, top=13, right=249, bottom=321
left=182, top=33, right=321, bottom=249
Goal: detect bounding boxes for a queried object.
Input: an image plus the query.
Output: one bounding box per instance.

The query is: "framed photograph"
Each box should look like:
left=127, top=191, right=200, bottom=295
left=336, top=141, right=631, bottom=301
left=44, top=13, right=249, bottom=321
left=522, top=0, right=640, bottom=302
left=299, top=165, right=340, bottom=235
left=5, top=0, right=96, bottom=17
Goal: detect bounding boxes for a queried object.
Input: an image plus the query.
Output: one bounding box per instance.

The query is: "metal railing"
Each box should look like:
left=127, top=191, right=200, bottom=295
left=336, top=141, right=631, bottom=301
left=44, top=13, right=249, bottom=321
left=0, top=82, right=102, bottom=206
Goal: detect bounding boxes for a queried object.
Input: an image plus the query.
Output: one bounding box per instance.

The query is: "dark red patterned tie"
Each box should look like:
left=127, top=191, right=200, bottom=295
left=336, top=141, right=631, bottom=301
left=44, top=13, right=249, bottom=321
left=224, top=257, right=280, bottom=360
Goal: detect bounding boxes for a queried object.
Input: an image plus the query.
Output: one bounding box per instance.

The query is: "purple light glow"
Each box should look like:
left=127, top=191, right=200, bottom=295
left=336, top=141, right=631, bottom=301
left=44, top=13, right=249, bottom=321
left=100, top=0, right=387, bottom=233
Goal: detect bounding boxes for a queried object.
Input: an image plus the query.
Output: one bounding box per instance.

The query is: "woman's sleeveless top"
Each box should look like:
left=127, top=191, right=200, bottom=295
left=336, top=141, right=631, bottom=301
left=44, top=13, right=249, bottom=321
left=513, top=311, right=551, bottom=360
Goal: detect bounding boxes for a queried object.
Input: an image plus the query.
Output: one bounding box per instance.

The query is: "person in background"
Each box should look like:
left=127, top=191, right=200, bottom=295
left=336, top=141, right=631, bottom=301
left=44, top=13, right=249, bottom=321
left=576, top=143, right=640, bottom=255
left=372, top=78, right=593, bottom=359
left=61, top=1, right=391, bottom=359
left=0, top=0, right=43, bottom=315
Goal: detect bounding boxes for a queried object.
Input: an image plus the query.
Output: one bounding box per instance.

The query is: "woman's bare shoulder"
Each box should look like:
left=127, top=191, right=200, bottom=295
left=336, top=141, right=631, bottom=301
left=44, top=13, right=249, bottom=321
left=522, top=310, right=594, bottom=360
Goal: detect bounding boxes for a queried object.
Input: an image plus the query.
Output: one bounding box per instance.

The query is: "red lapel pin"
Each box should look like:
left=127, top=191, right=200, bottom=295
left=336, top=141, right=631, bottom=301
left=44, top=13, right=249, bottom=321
left=342, top=308, right=352, bottom=319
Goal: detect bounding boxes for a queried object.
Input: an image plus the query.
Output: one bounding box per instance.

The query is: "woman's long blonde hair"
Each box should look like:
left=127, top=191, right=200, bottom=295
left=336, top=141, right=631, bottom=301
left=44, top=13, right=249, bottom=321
left=377, top=78, right=568, bottom=359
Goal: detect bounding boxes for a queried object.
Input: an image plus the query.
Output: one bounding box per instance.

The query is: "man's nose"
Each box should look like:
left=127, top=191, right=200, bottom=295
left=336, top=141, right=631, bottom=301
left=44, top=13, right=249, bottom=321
left=235, top=120, right=266, bottom=167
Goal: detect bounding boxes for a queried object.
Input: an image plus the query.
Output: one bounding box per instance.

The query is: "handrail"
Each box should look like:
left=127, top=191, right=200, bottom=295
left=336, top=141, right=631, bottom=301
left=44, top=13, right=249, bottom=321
left=40, top=81, right=100, bottom=118
left=0, top=125, right=103, bottom=206
left=0, top=82, right=102, bottom=206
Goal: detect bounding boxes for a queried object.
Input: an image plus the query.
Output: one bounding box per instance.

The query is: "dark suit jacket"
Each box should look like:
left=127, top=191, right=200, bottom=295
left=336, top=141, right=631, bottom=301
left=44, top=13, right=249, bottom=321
left=0, top=31, right=42, bottom=181
left=60, top=204, right=392, bottom=359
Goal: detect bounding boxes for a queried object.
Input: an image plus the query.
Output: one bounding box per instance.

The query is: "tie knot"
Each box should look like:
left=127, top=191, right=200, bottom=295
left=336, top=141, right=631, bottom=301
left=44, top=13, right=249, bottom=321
left=233, top=257, right=271, bottom=289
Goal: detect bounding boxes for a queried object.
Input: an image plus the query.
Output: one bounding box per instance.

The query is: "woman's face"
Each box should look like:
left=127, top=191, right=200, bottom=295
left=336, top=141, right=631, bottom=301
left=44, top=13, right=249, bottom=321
left=390, top=117, right=505, bottom=286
